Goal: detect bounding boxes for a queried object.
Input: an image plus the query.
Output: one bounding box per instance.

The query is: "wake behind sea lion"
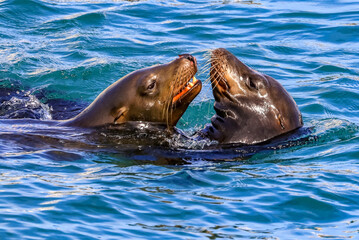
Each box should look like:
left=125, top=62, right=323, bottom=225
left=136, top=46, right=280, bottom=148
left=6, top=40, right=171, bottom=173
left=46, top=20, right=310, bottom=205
left=61, top=54, right=202, bottom=128
left=199, top=48, right=303, bottom=145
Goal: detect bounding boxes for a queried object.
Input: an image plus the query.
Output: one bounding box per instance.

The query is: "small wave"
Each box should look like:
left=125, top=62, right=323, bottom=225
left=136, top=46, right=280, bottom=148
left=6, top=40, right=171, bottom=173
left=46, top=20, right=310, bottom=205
left=311, top=118, right=359, bottom=145
left=40, top=9, right=108, bottom=27
left=0, top=91, right=52, bottom=120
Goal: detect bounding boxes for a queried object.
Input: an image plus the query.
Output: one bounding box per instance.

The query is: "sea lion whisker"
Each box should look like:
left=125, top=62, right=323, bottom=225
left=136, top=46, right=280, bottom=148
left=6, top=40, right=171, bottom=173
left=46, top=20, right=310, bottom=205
left=167, top=67, right=186, bottom=128
left=206, top=60, right=221, bottom=73
left=199, top=64, right=212, bottom=76
left=166, top=67, right=183, bottom=127
left=203, top=76, right=212, bottom=85
left=166, top=69, right=180, bottom=127
left=210, top=73, right=221, bottom=91
left=207, top=62, right=225, bottom=86
left=201, top=58, right=212, bottom=68
left=164, top=87, right=172, bottom=125
left=203, top=50, right=213, bottom=60
left=203, top=75, right=212, bottom=85
left=203, top=57, right=212, bottom=65
left=211, top=66, right=228, bottom=92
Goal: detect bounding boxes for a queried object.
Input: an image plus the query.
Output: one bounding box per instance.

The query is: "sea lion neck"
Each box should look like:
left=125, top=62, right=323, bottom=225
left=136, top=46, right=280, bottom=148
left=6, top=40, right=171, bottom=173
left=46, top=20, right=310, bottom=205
left=62, top=77, right=131, bottom=128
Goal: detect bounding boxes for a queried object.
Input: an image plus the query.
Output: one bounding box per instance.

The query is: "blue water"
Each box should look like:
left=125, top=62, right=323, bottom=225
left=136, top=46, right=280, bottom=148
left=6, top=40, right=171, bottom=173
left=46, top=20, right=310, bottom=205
left=1, top=0, right=359, bottom=239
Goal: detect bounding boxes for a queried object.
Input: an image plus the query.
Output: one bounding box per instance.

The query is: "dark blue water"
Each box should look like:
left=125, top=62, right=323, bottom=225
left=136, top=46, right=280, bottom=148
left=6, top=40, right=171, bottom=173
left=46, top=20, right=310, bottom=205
left=1, top=0, right=359, bottom=239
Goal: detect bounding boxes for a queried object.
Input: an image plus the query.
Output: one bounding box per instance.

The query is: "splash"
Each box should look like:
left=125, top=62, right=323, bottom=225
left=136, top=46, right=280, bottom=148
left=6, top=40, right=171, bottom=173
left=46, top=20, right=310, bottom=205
left=0, top=91, right=52, bottom=120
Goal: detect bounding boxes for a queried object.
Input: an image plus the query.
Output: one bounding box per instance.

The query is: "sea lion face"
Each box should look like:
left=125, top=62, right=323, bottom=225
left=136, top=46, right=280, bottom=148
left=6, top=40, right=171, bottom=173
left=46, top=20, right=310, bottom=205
left=208, top=48, right=303, bottom=144
left=110, top=54, right=202, bottom=127
left=65, top=54, right=201, bottom=128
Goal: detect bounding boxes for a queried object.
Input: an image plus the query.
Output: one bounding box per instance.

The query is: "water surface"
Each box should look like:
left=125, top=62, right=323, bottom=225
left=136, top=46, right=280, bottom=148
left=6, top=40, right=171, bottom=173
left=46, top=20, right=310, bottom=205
left=0, top=0, right=359, bottom=239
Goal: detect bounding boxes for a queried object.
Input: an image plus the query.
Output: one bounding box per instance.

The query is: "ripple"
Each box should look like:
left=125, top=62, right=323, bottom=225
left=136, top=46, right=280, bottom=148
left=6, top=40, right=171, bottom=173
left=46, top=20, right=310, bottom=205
left=0, top=0, right=359, bottom=239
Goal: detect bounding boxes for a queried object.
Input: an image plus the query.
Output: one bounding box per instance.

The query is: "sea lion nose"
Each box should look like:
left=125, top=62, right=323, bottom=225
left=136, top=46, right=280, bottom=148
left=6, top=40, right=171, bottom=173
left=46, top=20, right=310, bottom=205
left=178, top=54, right=197, bottom=69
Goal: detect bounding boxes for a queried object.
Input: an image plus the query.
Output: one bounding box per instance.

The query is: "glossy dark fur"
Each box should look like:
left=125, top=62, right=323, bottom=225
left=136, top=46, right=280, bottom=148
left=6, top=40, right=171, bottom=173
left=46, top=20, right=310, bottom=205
left=201, top=48, right=303, bottom=144
left=62, top=54, right=201, bottom=128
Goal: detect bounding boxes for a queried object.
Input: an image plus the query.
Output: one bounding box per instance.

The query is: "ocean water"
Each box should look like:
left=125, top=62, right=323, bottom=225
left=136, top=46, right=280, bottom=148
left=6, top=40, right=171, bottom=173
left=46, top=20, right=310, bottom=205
left=1, top=0, right=359, bottom=239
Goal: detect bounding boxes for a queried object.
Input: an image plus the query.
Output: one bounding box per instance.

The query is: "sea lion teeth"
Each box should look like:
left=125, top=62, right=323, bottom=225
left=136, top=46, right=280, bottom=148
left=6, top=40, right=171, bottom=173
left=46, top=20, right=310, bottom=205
left=172, top=76, right=201, bottom=104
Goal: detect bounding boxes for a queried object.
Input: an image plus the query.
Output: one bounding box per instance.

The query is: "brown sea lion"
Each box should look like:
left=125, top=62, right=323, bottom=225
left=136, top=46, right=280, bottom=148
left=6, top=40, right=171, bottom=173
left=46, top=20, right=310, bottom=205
left=200, top=48, right=303, bottom=144
left=61, top=54, right=202, bottom=128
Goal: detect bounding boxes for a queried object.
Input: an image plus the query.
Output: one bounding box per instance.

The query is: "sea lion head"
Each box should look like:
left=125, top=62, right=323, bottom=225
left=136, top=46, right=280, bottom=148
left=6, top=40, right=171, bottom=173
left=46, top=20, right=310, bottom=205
left=65, top=54, right=201, bottom=128
left=206, top=48, right=303, bottom=144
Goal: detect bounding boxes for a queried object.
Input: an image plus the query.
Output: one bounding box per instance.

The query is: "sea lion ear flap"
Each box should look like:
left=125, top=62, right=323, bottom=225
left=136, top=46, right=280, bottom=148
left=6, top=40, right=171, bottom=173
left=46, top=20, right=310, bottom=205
left=111, top=107, right=128, bottom=124
left=270, top=107, right=285, bottom=130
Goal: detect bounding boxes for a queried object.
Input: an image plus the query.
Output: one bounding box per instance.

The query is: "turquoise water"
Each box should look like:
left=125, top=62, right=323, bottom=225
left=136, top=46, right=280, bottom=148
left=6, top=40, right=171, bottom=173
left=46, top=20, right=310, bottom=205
left=1, top=0, right=359, bottom=239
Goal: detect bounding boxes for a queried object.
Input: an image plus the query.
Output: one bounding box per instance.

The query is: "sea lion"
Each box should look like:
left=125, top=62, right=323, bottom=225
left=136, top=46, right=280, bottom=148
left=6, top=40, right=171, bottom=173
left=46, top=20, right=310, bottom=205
left=200, top=48, right=303, bottom=145
left=61, top=54, right=202, bottom=128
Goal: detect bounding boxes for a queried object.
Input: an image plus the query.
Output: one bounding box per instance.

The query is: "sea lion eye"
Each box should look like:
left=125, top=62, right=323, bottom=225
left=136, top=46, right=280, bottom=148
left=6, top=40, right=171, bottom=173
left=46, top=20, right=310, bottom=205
left=247, top=77, right=257, bottom=90
left=147, top=81, right=156, bottom=90
left=250, top=79, right=256, bottom=89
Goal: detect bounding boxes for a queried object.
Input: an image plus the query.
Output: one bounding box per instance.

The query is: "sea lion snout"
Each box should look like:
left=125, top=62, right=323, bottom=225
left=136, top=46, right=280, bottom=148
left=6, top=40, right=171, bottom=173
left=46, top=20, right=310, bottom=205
left=178, top=54, right=197, bottom=70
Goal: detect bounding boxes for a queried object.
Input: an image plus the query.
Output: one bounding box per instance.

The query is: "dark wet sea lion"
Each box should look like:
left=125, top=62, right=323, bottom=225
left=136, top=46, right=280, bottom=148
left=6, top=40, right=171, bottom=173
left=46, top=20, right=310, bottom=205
left=61, top=54, right=202, bottom=128
left=200, top=48, right=303, bottom=145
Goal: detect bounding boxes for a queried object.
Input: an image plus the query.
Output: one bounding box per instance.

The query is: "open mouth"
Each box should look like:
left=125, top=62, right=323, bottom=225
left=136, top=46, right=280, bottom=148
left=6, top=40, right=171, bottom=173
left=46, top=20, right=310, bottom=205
left=172, top=76, right=201, bottom=104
